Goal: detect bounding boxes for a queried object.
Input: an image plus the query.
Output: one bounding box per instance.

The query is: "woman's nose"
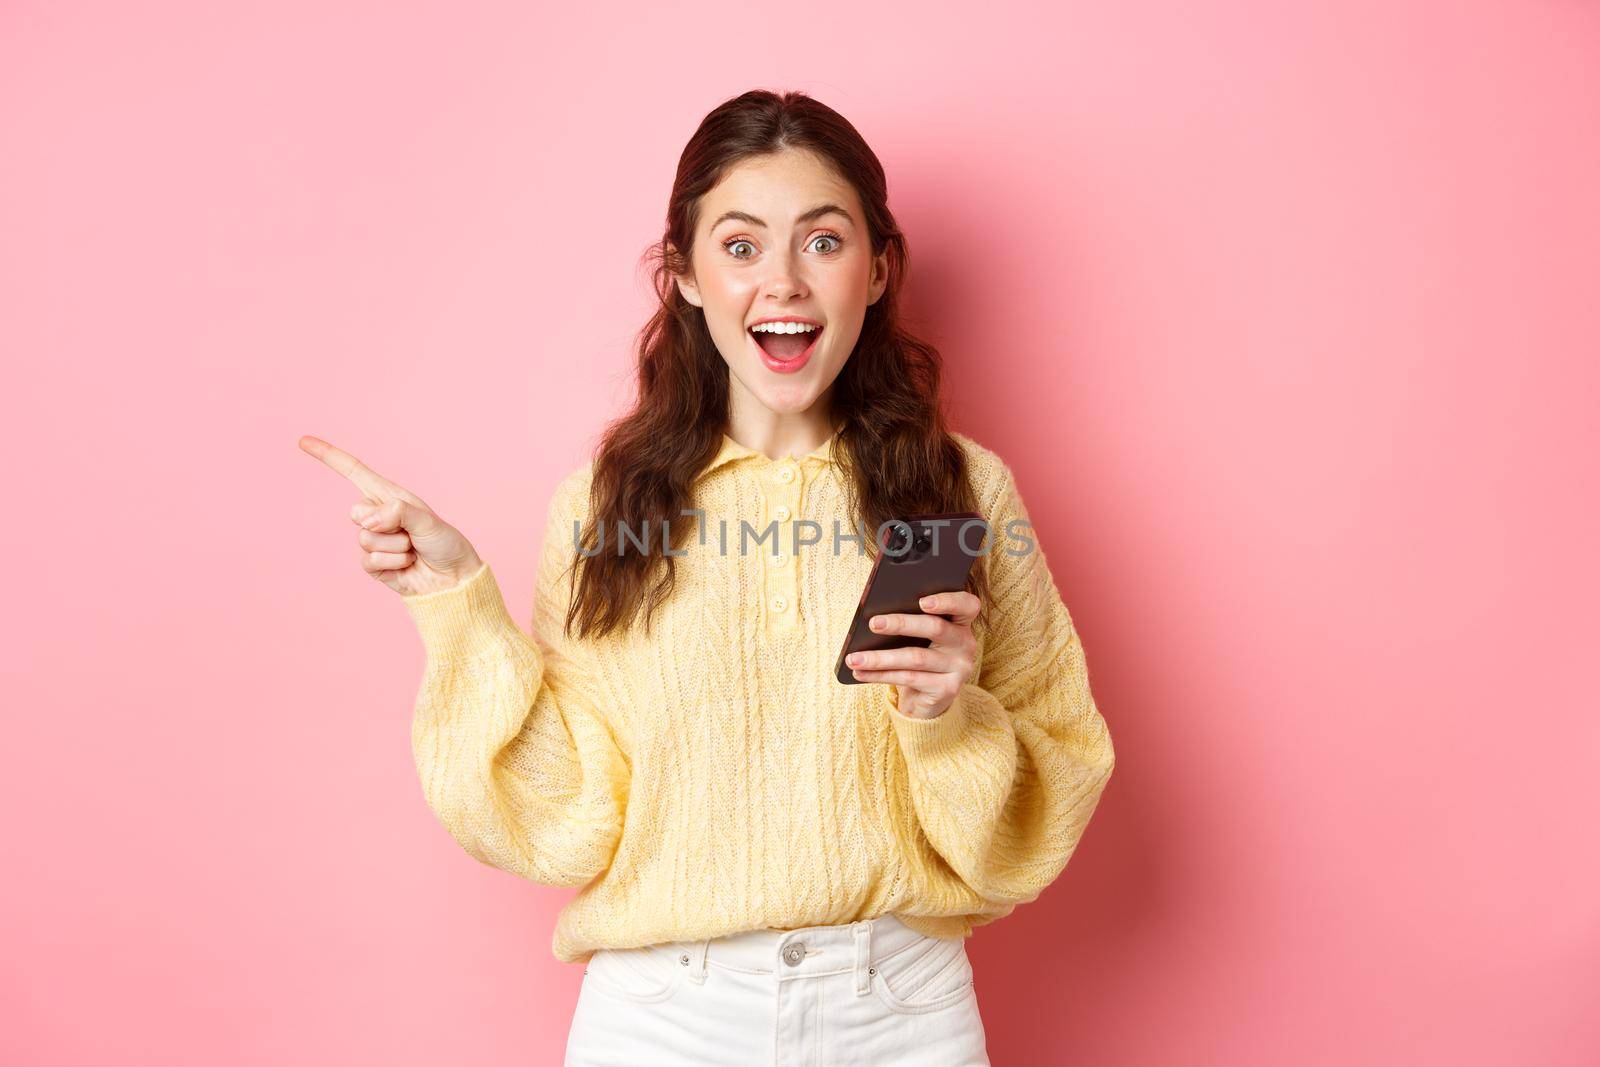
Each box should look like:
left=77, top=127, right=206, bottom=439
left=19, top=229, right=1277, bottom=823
left=761, top=274, right=808, bottom=301
left=760, top=250, right=808, bottom=299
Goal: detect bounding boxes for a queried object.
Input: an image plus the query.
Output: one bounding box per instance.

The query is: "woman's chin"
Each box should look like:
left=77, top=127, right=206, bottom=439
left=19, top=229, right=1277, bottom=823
left=750, top=382, right=822, bottom=415
left=728, top=359, right=830, bottom=412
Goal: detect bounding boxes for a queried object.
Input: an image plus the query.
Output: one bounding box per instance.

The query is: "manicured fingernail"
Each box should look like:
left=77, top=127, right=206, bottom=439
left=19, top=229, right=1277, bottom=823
left=846, top=653, right=860, bottom=666
left=919, top=596, right=935, bottom=609
left=869, top=617, right=885, bottom=630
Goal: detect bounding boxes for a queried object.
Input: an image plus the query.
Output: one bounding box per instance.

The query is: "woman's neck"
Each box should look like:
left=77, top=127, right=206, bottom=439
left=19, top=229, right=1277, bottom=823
left=724, top=403, right=840, bottom=462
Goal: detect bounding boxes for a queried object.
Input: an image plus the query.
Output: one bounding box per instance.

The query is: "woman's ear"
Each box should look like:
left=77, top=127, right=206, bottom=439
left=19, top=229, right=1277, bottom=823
left=867, top=248, right=889, bottom=306
left=675, top=270, right=704, bottom=308
left=668, top=243, right=704, bottom=308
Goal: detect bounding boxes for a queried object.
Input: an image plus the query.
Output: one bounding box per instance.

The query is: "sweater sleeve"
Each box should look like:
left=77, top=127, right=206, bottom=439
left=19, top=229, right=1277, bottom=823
left=400, top=473, right=628, bottom=888
left=883, top=461, right=1115, bottom=907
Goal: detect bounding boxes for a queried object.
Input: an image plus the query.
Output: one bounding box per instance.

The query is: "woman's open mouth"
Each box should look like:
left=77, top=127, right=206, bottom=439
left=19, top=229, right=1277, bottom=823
left=748, top=321, right=823, bottom=374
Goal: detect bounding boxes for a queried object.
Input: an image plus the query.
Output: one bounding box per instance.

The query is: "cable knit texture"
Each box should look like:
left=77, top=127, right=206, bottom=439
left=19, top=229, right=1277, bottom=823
left=400, top=431, right=1115, bottom=964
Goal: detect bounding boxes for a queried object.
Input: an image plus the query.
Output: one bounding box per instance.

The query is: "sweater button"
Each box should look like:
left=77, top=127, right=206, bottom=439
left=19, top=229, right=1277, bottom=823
left=771, top=594, right=788, bottom=612
left=773, top=505, right=791, bottom=521
left=777, top=465, right=795, bottom=484
left=783, top=943, right=805, bottom=966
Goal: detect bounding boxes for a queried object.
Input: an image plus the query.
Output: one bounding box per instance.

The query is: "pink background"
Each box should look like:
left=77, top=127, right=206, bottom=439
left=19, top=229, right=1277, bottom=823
left=5, top=2, right=1597, bottom=1064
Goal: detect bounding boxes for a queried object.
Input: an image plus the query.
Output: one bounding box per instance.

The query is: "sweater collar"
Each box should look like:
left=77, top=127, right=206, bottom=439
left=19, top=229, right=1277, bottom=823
left=698, top=427, right=841, bottom=481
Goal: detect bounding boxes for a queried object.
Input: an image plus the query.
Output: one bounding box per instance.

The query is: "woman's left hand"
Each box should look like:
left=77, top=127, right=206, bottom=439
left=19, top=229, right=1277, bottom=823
left=846, top=590, right=981, bottom=719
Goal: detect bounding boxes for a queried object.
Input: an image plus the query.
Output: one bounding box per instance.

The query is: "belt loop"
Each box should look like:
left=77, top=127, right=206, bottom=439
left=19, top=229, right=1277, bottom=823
left=687, top=936, right=710, bottom=984
left=852, top=919, right=872, bottom=997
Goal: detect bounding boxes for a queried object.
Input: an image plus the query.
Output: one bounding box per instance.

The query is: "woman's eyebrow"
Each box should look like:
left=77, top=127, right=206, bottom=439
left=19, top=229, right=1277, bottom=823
left=710, top=204, right=854, bottom=231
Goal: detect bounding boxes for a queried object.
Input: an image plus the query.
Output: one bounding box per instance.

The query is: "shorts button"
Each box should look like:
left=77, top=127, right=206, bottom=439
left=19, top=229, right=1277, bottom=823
left=783, top=943, right=805, bottom=966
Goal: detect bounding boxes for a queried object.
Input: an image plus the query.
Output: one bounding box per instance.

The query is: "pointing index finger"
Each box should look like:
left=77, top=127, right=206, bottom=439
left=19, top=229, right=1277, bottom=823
left=298, top=434, right=398, bottom=502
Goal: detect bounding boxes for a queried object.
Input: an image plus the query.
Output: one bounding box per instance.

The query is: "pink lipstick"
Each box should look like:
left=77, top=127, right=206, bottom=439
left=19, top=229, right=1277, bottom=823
left=748, top=317, right=824, bottom=375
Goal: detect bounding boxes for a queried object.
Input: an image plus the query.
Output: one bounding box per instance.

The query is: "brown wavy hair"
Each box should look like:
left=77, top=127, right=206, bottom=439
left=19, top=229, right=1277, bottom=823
left=565, top=88, right=994, bottom=641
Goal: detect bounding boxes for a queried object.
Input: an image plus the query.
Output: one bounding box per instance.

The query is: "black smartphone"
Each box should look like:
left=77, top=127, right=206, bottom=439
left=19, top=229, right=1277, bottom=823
left=834, top=512, right=987, bottom=685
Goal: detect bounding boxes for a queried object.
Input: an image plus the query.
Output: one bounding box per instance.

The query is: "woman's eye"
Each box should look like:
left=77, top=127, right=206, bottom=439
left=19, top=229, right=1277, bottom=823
left=723, top=233, right=842, bottom=259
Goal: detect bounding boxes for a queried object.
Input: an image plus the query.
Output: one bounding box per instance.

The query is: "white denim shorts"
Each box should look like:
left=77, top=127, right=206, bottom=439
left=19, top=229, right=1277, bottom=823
left=563, top=912, right=990, bottom=1066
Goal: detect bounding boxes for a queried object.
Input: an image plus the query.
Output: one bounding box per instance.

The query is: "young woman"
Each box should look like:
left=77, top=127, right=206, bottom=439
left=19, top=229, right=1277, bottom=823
left=301, top=89, right=1114, bottom=1066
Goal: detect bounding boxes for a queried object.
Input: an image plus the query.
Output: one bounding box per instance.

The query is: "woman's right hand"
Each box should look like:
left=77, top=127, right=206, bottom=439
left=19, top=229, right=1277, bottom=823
left=299, top=434, right=484, bottom=597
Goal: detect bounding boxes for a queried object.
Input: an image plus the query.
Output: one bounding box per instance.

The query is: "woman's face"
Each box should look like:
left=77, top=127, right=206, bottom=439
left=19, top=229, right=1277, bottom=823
left=676, top=148, right=888, bottom=422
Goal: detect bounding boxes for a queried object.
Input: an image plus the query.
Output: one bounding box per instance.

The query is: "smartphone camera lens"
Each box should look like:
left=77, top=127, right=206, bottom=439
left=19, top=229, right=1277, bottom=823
left=884, top=523, right=910, bottom=556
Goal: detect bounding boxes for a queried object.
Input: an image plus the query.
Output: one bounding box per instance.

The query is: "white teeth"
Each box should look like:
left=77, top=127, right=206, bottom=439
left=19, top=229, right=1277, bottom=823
left=750, top=321, right=820, bottom=334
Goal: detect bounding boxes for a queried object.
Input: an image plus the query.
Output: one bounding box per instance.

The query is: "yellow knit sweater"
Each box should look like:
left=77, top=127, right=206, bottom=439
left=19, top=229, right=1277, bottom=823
left=400, top=430, right=1115, bottom=964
